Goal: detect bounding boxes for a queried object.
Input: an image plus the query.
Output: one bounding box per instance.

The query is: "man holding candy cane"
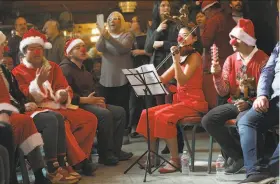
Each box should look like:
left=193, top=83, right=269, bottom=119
left=201, top=18, right=268, bottom=174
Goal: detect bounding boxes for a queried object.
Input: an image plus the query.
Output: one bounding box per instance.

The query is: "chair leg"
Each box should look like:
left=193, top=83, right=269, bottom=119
left=19, top=149, right=30, bottom=184
left=191, top=125, right=198, bottom=172
left=208, top=136, right=214, bottom=174
left=180, top=125, right=192, bottom=157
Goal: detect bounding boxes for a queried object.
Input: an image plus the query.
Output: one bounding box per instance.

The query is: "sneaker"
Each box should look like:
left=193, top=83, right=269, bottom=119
left=64, top=165, right=82, bottom=180
left=225, top=158, right=244, bottom=174
left=47, top=167, right=78, bottom=184
left=224, top=157, right=234, bottom=169
left=238, top=173, right=276, bottom=184
left=130, top=132, right=142, bottom=138
left=118, top=150, right=133, bottom=161
left=98, top=155, right=119, bottom=166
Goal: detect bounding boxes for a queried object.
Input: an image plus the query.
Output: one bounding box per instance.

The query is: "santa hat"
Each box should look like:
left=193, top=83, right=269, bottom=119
left=229, top=18, right=256, bottom=46
left=64, top=38, right=84, bottom=55
left=201, top=0, right=219, bottom=12
left=19, top=28, right=52, bottom=53
left=0, top=31, right=6, bottom=45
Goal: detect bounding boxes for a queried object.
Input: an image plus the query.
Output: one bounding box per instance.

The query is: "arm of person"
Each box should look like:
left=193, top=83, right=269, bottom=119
left=174, top=53, right=202, bottom=86
left=160, top=65, right=175, bottom=85
left=96, top=35, right=107, bottom=52
left=257, top=43, right=279, bottom=98
left=59, top=65, right=82, bottom=105
left=213, top=57, right=231, bottom=97
left=201, top=19, right=218, bottom=49
left=144, top=28, right=162, bottom=54
left=52, top=64, right=73, bottom=104
left=105, top=32, right=134, bottom=55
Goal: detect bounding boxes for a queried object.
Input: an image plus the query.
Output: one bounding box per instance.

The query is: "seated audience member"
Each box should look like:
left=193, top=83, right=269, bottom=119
left=1, top=30, right=78, bottom=183
left=60, top=38, right=133, bottom=165
left=136, top=27, right=208, bottom=173
left=11, top=28, right=98, bottom=176
left=201, top=19, right=269, bottom=174
left=0, top=122, right=14, bottom=184
left=237, top=42, right=279, bottom=183
left=1, top=55, right=14, bottom=71
left=0, top=69, right=47, bottom=184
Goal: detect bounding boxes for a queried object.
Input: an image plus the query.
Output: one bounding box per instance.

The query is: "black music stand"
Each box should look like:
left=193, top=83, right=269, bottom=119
left=123, top=66, right=181, bottom=182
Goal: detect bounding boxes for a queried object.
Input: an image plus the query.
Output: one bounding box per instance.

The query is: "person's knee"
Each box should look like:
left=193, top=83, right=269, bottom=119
left=201, top=113, right=212, bottom=130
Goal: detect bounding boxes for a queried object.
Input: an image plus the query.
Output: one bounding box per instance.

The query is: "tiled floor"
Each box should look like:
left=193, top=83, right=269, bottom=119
left=79, top=131, right=248, bottom=184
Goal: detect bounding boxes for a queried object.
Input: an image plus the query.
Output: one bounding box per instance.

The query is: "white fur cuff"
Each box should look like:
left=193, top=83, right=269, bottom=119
left=29, top=78, right=47, bottom=103
left=0, top=103, right=19, bottom=113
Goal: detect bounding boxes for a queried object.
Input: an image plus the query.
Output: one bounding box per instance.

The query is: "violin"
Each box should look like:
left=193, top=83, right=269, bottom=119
left=171, top=45, right=196, bottom=65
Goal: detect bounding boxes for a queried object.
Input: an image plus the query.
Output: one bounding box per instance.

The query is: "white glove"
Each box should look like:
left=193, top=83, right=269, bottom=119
left=153, top=41, right=164, bottom=49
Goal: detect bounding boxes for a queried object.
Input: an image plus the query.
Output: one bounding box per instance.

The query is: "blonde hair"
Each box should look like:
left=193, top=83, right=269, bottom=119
left=107, top=11, right=126, bottom=33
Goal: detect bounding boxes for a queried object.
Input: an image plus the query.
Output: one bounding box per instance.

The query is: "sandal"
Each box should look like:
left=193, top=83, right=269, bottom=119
left=158, top=158, right=181, bottom=174
left=47, top=167, right=78, bottom=184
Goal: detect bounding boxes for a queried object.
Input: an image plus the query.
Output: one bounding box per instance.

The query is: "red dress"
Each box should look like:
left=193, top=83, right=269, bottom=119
left=136, top=60, right=208, bottom=140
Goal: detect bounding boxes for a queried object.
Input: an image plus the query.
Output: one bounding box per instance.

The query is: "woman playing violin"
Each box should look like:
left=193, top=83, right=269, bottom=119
left=136, top=27, right=208, bottom=173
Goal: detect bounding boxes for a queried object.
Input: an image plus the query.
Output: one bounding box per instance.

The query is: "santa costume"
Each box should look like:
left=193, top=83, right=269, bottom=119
left=12, top=28, right=98, bottom=169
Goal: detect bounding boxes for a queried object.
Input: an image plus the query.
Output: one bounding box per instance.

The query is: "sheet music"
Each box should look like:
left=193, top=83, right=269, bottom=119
left=122, top=64, right=169, bottom=96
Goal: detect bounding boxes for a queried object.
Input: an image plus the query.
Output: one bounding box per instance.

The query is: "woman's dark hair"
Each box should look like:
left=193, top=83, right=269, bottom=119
left=151, top=1, right=171, bottom=31
left=180, top=27, right=203, bottom=54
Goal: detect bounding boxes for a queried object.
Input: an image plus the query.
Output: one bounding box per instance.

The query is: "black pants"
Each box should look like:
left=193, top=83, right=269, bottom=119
left=0, top=122, right=17, bottom=184
left=201, top=103, right=247, bottom=160
left=33, top=111, right=66, bottom=161
left=100, top=84, right=130, bottom=130
left=128, top=89, right=144, bottom=130
left=0, top=145, right=9, bottom=184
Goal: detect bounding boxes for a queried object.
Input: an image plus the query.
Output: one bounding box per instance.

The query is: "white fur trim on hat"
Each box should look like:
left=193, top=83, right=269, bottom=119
left=0, top=103, right=19, bottom=113
left=66, top=39, right=84, bottom=55
left=20, top=36, right=52, bottom=52
left=229, top=27, right=256, bottom=46
left=202, top=1, right=218, bottom=12
left=0, top=31, right=6, bottom=45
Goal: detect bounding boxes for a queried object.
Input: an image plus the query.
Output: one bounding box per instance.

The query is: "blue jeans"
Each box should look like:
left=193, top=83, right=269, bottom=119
left=238, top=97, right=279, bottom=176
left=269, top=144, right=279, bottom=177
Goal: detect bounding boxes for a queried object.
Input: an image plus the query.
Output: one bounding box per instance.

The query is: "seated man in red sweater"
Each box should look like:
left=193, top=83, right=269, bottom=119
left=12, top=28, right=98, bottom=176
left=201, top=18, right=268, bottom=174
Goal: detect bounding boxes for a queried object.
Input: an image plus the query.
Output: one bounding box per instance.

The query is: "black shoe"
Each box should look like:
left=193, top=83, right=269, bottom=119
left=224, top=157, right=234, bottom=169
left=130, top=132, right=141, bottom=138
left=98, top=155, right=119, bottom=166
left=81, top=159, right=98, bottom=176
left=225, top=158, right=244, bottom=174
left=238, top=173, right=276, bottom=184
left=118, top=150, right=133, bottom=161
left=34, top=177, right=52, bottom=184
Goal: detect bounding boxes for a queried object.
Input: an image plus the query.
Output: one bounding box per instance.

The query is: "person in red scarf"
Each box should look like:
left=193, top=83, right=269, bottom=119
left=201, top=18, right=269, bottom=174
left=12, top=28, right=98, bottom=176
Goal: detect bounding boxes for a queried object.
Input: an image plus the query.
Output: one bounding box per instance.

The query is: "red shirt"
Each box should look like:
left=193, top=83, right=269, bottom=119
left=213, top=49, right=268, bottom=102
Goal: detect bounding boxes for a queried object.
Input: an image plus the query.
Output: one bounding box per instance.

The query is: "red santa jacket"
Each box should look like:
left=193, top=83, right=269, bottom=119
left=0, top=75, right=19, bottom=113
left=201, top=9, right=236, bottom=67
left=213, top=49, right=268, bottom=103
left=12, top=57, right=73, bottom=110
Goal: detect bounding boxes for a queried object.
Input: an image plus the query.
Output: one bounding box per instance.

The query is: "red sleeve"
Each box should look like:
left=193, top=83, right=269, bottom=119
left=213, top=57, right=231, bottom=97
left=52, top=64, right=73, bottom=99
left=201, top=17, right=218, bottom=48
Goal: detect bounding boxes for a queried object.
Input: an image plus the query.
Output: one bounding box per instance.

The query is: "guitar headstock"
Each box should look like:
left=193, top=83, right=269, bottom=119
left=211, top=43, right=219, bottom=64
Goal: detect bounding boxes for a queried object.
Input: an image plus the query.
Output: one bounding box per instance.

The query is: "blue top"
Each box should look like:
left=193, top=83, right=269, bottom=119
left=257, top=42, right=280, bottom=99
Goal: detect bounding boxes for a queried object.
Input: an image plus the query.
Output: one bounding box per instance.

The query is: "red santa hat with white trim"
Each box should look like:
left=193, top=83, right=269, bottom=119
left=0, top=31, right=6, bottom=45
left=64, top=38, right=85, bottom=56
left=19, top=28, right=52, bottom=53
left=229, top=18, right=256, bottom=46
left=201, top=0, right=219, bottom=12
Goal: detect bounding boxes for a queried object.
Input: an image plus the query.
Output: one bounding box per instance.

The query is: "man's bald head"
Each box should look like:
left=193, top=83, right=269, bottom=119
left=15, top=17, right=28, bottom=37
left=43, top=20, right=60, bottom=40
